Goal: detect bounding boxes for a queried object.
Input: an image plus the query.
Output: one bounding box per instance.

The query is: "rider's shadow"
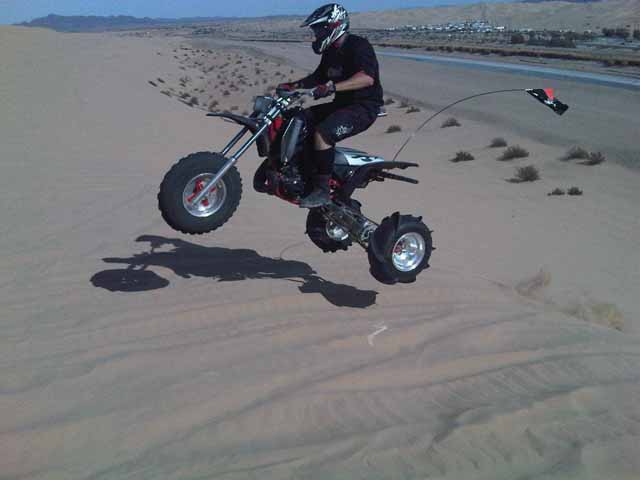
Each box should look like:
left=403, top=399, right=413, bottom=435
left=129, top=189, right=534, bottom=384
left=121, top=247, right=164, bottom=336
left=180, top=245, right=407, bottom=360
left=91, top=235, right=377, bottom=308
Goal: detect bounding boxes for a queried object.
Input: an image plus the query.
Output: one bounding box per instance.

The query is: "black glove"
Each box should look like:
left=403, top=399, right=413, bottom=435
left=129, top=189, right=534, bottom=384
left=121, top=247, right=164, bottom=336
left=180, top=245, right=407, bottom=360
left=312, top=81, right=336, bottom=100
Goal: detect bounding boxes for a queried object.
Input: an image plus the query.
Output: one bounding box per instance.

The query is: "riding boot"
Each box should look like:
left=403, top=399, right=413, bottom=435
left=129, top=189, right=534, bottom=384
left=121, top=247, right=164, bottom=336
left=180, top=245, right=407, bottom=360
left=300, top=148, right=335, bottom=209
left=299, top=174, right=331, bottom=208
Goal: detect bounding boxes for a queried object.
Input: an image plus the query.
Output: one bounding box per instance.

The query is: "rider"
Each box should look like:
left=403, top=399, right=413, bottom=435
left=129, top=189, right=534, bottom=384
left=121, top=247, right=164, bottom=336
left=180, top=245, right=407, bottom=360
left=278, top=3, right=384, bottom=208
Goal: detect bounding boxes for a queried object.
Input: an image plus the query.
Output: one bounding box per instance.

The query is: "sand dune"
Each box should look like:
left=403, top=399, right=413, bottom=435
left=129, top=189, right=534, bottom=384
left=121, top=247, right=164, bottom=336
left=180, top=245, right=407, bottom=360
left=1, top=26, right=640, bottom=479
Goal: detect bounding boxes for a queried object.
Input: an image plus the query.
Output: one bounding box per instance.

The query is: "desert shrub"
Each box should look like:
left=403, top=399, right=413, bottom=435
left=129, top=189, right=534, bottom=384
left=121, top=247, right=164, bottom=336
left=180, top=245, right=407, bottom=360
left=400, top=100, right=410, bottom=108
left=499, top=145, right=529, bottom=161
left=511, top=165, right=539, bottom=182
left=208, top=100, right=219, bottom=111
left=157, top=78, right=165, bottom=83
left=548, top=188, right=565, bottom=196
left=384, top=98, right=395, bottom=105
left=230, top=105, right=239, bottom=111
left=441, top=117, right=461, bottom=128
left=567, top=186, right=583, bottom=195
left=160, top=90, right=171, bottom=97
left=489, top=137, right=507, bottom=148
left=450, top=151, right=475, bottom=162
left=180, top=92, right=190, bottom=99
left=223, top=90, right=230, bottom=96
left=406, top=106, right=421, bottom=113
left=562, top=146, right=589, bottom=161
left=511, top=33, right=525, bottom=44
left=581, top=151, right=605, bottom=165
left=386, top=125, right=402, bottom=133
left=188, top=97, right=200, bottom=107
left=148, top=80, right=157, bottom=87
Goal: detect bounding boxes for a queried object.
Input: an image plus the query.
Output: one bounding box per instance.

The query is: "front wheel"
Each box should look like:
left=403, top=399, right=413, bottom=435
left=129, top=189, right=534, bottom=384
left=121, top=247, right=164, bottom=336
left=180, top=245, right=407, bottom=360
left=368, top=212, right=432, bottom=285
left=158, top=152, right=242, bottom=235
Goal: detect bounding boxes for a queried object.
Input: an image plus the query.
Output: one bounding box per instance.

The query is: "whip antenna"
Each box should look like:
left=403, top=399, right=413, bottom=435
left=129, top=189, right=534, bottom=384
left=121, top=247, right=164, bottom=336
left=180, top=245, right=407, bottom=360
left=392, top=88, right=568, bottom=162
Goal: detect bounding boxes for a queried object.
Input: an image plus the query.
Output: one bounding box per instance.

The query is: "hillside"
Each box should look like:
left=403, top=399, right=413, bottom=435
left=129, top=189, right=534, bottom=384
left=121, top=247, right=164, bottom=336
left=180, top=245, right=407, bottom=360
left=204, top=0, right=640, bottom=33
left=16, top=14, right=230, bottom=32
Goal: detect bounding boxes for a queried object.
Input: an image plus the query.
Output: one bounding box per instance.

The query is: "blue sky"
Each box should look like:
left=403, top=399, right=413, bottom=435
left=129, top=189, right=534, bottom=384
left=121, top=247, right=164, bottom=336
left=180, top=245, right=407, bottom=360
left=1, top=0, right=483, bottom=24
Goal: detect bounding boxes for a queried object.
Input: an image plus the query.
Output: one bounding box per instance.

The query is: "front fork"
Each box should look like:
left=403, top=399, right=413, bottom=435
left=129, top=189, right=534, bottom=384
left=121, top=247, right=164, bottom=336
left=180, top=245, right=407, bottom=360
left=192, top=102, right=286, bottom=205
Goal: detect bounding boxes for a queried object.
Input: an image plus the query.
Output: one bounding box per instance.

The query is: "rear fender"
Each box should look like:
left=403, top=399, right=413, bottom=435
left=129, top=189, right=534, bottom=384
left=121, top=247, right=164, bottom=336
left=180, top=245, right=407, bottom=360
left=338, top=162, right=419, bottom=197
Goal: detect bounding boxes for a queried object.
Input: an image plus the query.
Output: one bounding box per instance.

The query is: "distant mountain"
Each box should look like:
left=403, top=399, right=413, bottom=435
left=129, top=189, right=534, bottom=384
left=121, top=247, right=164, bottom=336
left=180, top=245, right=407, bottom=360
left=16, top=14, right=229, bottom=32
left=522, top=0, right=602, bottom=3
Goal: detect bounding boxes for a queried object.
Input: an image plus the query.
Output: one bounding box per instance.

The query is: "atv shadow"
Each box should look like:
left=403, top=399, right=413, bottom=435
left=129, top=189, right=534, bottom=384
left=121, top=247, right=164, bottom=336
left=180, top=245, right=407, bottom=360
left=91, top=235, right=377, bottom=308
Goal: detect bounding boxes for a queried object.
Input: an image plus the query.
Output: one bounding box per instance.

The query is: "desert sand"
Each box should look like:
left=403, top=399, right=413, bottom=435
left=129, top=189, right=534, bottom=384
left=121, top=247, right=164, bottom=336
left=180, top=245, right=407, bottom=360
left=1, top=26, right=640, bottom=479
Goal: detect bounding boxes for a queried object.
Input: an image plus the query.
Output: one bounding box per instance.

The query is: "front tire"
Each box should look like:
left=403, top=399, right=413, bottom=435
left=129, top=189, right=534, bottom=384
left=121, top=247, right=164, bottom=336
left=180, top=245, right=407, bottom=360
left=368, top=212, right=432, bottom=285
left=158, top=152, right=242, bottom=235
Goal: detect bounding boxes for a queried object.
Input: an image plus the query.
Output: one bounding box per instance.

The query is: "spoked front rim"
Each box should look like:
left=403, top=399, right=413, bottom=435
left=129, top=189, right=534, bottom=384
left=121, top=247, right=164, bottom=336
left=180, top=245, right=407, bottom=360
left=392, top=232, right=426, bottom=272
left=325, top=221, right=349, bottom=242
left=182, top=173, right=227, bottom=218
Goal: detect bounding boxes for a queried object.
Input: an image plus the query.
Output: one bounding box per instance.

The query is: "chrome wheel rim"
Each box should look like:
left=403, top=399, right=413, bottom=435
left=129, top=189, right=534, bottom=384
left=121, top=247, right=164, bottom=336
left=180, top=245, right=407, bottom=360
left=182, top=174, right=227, bottom=218
left=326, top=221, right=349, bottom=242
left=392, top=233, right=426, bottom=272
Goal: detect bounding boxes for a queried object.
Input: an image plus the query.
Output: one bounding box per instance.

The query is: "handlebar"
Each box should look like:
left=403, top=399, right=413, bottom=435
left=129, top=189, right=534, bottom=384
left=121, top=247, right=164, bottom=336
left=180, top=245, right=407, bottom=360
left=275, top=88, right=314, bottom=100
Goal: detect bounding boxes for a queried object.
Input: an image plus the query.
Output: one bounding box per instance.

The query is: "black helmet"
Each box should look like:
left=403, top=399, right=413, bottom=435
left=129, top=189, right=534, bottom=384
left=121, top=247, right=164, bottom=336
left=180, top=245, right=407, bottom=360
left=300, top=4, right=349, bottom=55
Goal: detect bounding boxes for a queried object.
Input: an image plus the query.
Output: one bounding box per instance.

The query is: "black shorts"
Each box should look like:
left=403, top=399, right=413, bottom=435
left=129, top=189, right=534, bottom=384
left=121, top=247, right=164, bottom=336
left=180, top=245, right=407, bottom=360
left=306, top=102, right=378, bottom=146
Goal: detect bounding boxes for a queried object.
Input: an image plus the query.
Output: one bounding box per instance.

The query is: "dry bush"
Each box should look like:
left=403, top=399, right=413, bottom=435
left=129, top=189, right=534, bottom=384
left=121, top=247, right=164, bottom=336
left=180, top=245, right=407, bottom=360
left=548, top=188, right=565, bottom=196
left=188, top=97, right=199, bottom=107
left=499, top=145, right=529, bottom=161
left=450, top=151, right=475, bottom=162
left=230, top=105, right=239, bottom=111
left=148, top=81, right=157, bottom=87
left=386, top=125, right=402, bottom=133
left=581, top=151, right=605, bottom=165
left=400, top=100, right=410, bottom=108
left=208, top=100, right=219, bottom=111
left=160, top=90, right=172, bottom=97
left=157, top=78, right=165, bottom=84
left=223, top=90, right=230, bottom=96
left=510, top=165, right=539, bottom=183
left=441, top=117, right=460, bottom=128
left=489, top=137, right=507, bottom=148
left=406, top=106, right=421, bottom=114
left=384, top=98, right=395, bottom=105
left=567, top=186, right=583, bottom=195
left=562, top=146, right=589, bottom=161
left=180, top=92, right=190, bottom=99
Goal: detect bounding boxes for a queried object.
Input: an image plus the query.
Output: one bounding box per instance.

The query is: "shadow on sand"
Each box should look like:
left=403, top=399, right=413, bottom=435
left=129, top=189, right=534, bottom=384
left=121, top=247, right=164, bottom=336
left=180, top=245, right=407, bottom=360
left=91, top=235, right=377, bottom=308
